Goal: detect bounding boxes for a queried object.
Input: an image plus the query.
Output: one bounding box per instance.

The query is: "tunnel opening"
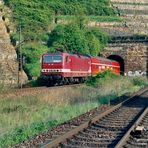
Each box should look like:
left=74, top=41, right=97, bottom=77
left=107, top=55, right=125, bottom=75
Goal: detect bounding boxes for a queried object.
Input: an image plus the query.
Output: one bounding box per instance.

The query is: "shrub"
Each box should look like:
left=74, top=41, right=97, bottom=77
left=22, top=43, right=48, bottom=79
left=86, top=70, right=119, bottom=87
left=132, top=77, right=148, bottom=87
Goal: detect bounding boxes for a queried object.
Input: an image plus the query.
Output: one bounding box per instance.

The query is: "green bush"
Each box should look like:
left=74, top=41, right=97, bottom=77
left=22, top=43, right=48, bottom=79
left=132, top=77, right=148, bottom=87
left=86, top=70, right=119, bottom=87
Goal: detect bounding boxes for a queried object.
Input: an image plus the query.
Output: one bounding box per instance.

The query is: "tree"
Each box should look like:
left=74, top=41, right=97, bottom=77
left=22, top=44, right=49, bottom=79
left=48, top=23, right=110, bottom=56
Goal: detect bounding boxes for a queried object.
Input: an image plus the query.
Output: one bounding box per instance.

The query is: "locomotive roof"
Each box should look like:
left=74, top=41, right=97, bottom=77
left=43, top=52, right=118, bottom=63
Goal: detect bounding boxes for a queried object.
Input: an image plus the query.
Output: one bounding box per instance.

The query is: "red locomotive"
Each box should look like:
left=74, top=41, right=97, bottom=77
left=41, top=52, right=120, bottom=85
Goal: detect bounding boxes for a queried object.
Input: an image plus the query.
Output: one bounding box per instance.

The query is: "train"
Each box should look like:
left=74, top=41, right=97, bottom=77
left=41, top=52, right=120, bottom=86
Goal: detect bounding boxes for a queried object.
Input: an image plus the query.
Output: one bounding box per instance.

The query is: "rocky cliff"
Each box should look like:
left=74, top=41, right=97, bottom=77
left=0, top=1, right=27, bottom=86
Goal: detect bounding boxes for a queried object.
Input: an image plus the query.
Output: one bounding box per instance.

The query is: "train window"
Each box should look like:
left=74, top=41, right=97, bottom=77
left=43, top=55, right=62, bottom=63
left=53, top=56, right=62, bottom=63
left=43, top=55, right=52, bottom=63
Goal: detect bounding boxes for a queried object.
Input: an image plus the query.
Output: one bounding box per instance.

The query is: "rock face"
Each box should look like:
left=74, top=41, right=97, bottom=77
left=0, top=2, right=27, bottom=86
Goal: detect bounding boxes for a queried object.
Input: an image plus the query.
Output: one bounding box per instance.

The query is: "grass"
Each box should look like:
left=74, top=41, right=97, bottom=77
left=57, top=15, right=123, bottom=23
left=0, top=76, right=148, bottom=147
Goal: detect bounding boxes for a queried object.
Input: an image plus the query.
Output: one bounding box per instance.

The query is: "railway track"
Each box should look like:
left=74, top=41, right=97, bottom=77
left=0, top=84, right=83, bottom=99
left=35, top=88, right=148, bottom=148
left=118, top=91, right=148, bottom=148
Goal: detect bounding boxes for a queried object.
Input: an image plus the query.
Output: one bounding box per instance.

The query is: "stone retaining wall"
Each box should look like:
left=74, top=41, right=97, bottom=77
left=111, top=0, right=148, bottom=3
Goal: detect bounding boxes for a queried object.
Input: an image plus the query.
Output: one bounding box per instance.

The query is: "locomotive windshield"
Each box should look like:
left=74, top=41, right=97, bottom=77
left=43, top=55, right=62, bottom=63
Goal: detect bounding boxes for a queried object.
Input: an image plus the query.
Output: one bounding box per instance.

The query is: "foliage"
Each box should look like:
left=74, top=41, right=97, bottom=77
left=48, top=23, right=110, bottom=55
left=22, top=43, right=48, bottom=79
left=4, top=0, right=53, bottom=41
left=86, top=70, right=119, bottom=87
left=4, top=0, right=116, bottom=41
left=48, top=0, right=116, bottom=16
left=88, top=15, right=123, bottom=22
left=132, top=77, right=148, bottom=87
left=57, top=15, right=123, bottom=22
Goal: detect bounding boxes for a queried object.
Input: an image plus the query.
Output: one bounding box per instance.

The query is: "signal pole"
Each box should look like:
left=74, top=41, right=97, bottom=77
left=18, top=23, right=23, bottom=89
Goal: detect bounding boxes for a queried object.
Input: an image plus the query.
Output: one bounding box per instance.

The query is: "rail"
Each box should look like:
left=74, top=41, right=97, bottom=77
left=115, top=107, right=148, bottom=148
left=39, top=87, right=148, bottom=148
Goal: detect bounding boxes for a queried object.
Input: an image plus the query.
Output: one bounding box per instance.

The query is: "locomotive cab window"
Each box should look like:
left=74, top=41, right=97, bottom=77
left=43, top=55, right=62, bottom=63
left=53, top=56, right=62, bottom=63
left=43, top=55, right=52, bottom=63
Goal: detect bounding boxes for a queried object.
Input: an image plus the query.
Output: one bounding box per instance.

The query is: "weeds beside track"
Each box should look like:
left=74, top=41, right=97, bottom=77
left=0, top=84, right=83, bottom=99
left=40, top=88, right=148, bottom=148
left=13, top=87, right=148, bottom=148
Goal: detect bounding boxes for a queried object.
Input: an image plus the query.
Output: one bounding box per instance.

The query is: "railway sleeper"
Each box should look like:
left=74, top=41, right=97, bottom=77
left=89, top=126, right=128, bottom=133
left=94, top=122, right=131, bottom=127
left=79, top=132, right=124, bottom=139
left=73, top=134, right=122, bottom=142
left=82, top=129, right=125, bottom=136
left=98, top=119, right=134, bottom=123
left=126, top=140, right=148, bottom=146
left=91, top=124, right=129, bottom=131
left=124, top=144, right=146, bottom=148
left=64, top=139, right=116, bottom=148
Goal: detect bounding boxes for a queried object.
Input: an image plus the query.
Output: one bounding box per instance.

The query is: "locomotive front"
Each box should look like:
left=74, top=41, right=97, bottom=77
left=41, top=53, right=64, bottom=85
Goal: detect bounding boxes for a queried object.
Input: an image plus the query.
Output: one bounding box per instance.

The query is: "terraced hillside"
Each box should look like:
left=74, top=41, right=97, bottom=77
left=101, top=0, right=148, bottom=36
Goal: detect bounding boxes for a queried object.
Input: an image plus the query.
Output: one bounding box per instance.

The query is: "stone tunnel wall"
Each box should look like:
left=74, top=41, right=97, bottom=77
left=126, top=43, right=148, bottom=76
left=101, top=43, right=148, bottom=76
